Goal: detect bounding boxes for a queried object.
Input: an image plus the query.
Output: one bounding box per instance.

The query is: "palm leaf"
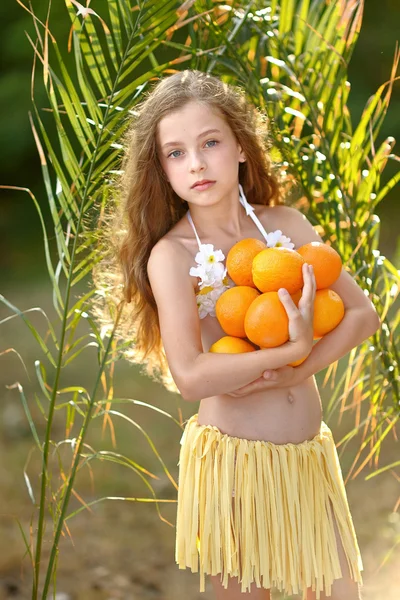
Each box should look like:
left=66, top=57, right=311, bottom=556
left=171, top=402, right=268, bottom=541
left=6, top=2, right=399, bottom=597
left=14, top=2, right=210, bottom=597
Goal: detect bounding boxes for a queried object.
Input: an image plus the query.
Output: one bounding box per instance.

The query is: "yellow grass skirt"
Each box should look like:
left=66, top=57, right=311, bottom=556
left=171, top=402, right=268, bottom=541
left=175, top=413, right=363, bottom=598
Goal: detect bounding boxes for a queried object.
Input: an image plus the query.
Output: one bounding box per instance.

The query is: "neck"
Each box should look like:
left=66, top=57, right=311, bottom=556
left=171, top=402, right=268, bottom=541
left=187, top=184, right=249, bottom=240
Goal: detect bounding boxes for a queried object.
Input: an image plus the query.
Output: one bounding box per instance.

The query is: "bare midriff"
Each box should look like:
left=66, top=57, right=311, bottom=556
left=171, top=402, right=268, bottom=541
left=196, top=315, right=323, bottom=445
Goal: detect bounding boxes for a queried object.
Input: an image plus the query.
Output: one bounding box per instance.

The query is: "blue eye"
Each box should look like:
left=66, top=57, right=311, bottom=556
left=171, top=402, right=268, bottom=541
left=169, top=150, right=182, bottom=158
left=167, top=140, right=219, bottom=159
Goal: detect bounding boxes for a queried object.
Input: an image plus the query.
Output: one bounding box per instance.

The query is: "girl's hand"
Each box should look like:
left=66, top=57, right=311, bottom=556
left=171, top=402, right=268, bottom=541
left=278, top=263, right=316, bottom=359
left=225, top=264, right=315, bottom=398
left=226, top=365, right=305, bottom=398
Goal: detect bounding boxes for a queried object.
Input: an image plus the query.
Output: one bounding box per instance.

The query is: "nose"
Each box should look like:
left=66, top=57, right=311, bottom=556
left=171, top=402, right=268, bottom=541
left=189, top=150, right=206, bottom=173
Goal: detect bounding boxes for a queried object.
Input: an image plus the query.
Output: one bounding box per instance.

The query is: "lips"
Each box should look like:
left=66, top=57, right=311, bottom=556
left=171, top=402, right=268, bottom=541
left=192, top=179, right=215, bottom=188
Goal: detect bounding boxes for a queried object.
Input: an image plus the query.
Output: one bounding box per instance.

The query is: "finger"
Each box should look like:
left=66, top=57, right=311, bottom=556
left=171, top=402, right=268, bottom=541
left=264, top=365, right=293, bottom=382
left=277, top=288, right=300, bottom=318
left=228, top=377, right=264, bottom=396
left=303, top=263, right=313, bottom=292
left=228, top=376, right=277, bottom=396
left=299, top=264, right=315, bottom=306
left=263, top=370, right=277, bottom=380
left=308, top=264, right=316, bottom=295
left=309, top=264, right=316, bottom=295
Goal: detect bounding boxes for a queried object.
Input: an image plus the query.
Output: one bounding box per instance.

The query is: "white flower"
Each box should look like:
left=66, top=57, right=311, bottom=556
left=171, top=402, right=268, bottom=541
left=196, top=274, right=236, bottom=319
left=189, top=261, right=226, bottom=287
left=189, top=242, right=235, bottom=318
left=189, top=243, right=227, bottom=287
left=265, top=229, right=295, bottom=249
left=196, top=286, right=227, bottom=319
left=195, top=244, right=225, bottom=265
left=194, top=243, right=225, bottom=268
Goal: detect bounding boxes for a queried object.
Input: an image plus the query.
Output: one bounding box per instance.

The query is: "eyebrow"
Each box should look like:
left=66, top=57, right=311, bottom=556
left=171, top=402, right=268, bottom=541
left=161, top=128, right=222, bottom=150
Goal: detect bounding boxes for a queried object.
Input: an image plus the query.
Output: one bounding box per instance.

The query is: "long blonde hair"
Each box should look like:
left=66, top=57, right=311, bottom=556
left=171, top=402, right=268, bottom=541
left=93, top=70, right=284, bottom=394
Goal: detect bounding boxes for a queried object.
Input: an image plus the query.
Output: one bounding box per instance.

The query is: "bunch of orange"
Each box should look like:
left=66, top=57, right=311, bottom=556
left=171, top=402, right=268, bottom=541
left=210, top=239, right=345, bottom=362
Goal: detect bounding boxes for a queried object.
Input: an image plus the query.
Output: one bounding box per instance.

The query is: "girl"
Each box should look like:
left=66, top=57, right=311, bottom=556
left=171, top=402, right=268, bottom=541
left=116, top=70, right=380, bottom=599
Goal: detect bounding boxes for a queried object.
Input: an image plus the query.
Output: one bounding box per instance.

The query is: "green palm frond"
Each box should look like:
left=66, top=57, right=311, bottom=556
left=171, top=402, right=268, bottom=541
left=2, top=2, right=399, bottom=597
left=2, top=1, right=207, bottom=597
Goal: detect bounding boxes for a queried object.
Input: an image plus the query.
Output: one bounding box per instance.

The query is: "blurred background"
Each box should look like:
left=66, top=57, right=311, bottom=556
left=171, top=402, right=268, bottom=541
left=0, top=1, right=399, bottom=599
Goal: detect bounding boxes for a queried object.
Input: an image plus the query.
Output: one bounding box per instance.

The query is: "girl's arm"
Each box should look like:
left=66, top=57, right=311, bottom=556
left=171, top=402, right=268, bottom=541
left=147, top=239, right=314, bottom=402
left=185, top=344, right=302, bottom=401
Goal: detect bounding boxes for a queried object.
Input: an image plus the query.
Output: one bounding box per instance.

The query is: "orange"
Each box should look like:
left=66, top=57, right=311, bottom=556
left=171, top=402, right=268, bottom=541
left=252, top=247, right=305, bottom=294
left=209, top=336, right=256, bottom=353
left=216, top=286, right=260, bottom=337
left=313, top=289, right=345, bottom=338
left=226, top=238, right=266, bottom=287
left=244, top=292, right=289, bottom=348
left=296, top=241, right=342, bottom=289
left=289, top=355, right=308, bottom=367
left=289, top=339, right=318, bottom=366
left=291, top=289, right=302, bottom=306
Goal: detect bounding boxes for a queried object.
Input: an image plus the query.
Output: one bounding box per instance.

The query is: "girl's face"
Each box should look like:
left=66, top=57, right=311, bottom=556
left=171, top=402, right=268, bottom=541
left=156, top=100, right=246, bottom=206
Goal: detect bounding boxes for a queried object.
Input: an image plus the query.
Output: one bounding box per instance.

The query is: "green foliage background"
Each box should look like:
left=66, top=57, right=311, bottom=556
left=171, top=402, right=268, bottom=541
left=0, top=1, right=399, bottom=599
left=1, top=0, right=399, bottom=282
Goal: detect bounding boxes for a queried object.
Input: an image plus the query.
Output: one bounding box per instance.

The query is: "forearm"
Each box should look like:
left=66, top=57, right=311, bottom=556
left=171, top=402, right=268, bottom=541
left=183, top=342, right=304, bottom=402
left=298, top=306, right=380, bottom=380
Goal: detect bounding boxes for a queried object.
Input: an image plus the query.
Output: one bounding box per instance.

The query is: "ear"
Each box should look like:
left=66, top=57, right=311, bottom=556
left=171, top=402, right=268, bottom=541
left=238, top=144, right=246, bottom=163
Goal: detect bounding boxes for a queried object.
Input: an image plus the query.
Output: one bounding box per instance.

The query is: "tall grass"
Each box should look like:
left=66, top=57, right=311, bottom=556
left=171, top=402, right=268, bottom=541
left=0, top=1, right=398, bottom=597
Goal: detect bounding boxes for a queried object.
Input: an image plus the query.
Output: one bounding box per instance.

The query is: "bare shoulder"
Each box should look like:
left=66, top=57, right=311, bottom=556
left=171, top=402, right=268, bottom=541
left=148, top=235, right=181, bottom=264
left=148, top=235, right=189, bottom=278
left=259, top=203, right=323, bottom=247
left=149, top=216, right=193, bottom=265
left=150, top=230, right=185, bottom=257
left=147, top=218, right=197, bottom=289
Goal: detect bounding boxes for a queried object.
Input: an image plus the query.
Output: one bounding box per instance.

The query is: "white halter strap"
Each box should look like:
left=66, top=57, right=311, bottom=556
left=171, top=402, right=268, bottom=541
left=186, top=210, right=203, bottom=250
left=186, top=183, right=269, bottom=246
left=238, top=183, right=269, bottom=242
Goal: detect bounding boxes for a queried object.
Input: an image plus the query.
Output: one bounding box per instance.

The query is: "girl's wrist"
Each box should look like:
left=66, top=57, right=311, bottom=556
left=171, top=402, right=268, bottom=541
left=287, top=339, right=312, bottom=363
left=292, top=361, right=312, bottom=382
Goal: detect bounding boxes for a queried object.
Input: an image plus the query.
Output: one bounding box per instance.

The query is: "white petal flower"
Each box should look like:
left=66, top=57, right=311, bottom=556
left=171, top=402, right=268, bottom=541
left=190, top=243, right=235, bottom=318
left=190, top=261, right=226, bottom=287
left=194, top=243, right=225, bottom=268
left=189, top=264, right=206, bottom=283
left=196, top=289, right=215, bottom=318
left=265, top=229, right=295, bottom=249
left=190, top=243, right=227, bottom=287
left=204, top=261, right=226, bottom=284
left=197, top=285, right=228, bottom=318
